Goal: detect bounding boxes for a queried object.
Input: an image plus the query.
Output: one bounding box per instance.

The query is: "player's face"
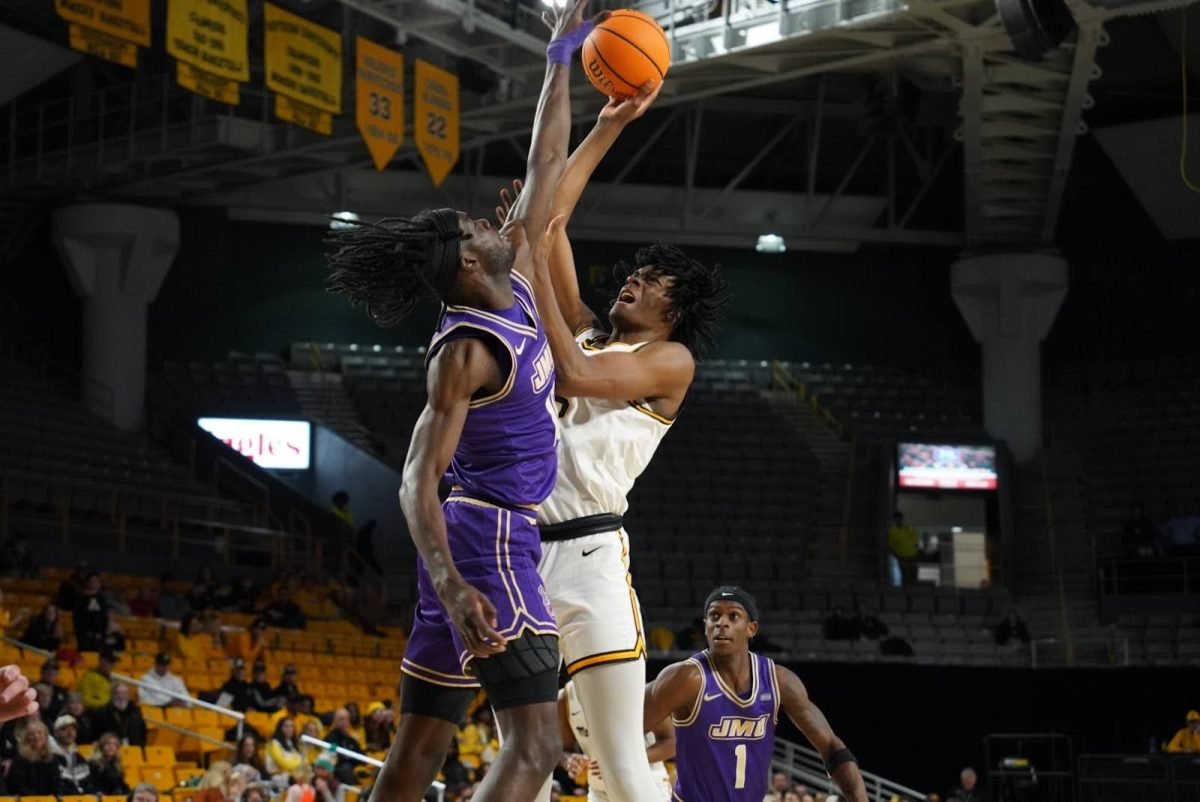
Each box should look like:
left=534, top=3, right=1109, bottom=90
left=704, top=601, right=758, bottom=656
left=609, top=266, right=676, bottom=332
left=459, top=212, right=514, bottom=276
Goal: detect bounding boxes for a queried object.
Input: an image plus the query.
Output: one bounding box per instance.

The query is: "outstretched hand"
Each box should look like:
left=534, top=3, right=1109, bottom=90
left=543, top=0, right=609, bottom=40
left=500, top=213, right=566, bottom=273
left=599, top=80, right=662, bottom=126
left=495, top=179, right=523, bottom=227
left=0, top=665, right=38, bottom=723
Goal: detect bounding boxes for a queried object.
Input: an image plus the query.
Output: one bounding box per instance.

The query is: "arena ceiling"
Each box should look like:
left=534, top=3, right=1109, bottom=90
left=0, top=0, right=1197, bottom=255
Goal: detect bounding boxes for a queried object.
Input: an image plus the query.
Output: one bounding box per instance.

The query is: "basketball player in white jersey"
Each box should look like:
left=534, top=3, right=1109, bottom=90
left=557, top=679, right=675, bottom=801
left=498, top=83, right=729, bottom=802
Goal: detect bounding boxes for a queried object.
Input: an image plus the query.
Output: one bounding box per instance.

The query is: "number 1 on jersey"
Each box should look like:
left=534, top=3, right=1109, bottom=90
left=734, top=743, right=747, bottom=789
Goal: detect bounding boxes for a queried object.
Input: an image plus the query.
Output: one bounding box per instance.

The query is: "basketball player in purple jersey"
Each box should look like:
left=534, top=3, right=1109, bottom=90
left=645, top=587, right=868, bottom=802
left=323, top=3, right=601, bottom=799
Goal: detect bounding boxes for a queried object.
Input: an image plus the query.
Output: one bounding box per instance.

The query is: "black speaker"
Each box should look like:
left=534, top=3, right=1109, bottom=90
left=995, top=0, right=1077, bottom=59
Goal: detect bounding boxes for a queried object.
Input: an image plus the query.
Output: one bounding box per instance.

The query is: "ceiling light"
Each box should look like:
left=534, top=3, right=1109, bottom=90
left=330, top=211, right=360, bottom=230
left=756, top=233, right=786, bottom=253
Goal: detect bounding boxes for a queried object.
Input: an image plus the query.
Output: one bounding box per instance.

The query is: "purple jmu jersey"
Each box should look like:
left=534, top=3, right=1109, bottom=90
left=672, top=650, right=780, bottom=802
left=402, top=271, right=560, bottom=684
left=426, top=270, right=558, bottom=508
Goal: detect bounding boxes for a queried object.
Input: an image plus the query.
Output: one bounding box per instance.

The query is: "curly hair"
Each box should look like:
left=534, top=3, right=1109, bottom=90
left=611, top=242, right=731, bottom=357
left=325, top=210, right=466, bottom=328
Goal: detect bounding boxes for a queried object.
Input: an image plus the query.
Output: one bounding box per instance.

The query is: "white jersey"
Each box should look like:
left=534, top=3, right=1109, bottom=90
left=539, top=328, right=673, bottom=524
left=566, top=681, right=672, bottom=801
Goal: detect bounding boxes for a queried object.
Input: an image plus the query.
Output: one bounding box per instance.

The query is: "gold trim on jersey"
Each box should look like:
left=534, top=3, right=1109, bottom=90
left=707, top=650, right=761, bottom=709
left=627, top=400, right=675, bottom=425
left=510, top=268, right=536, bottom=300
left=444, top=304, right=537, bottom=337
left=400, top=659, right=480, bottom=688
left=671, top=658, right=705, bottom=728
left=574, top=322, right=597, bottom=337
left=447, top=488, right=539, bottom=516
left=769, top=657, right=781, bottom=723
left=565, top=532, right=646, bottom=675
left=427, top=322, right=518, bottom=409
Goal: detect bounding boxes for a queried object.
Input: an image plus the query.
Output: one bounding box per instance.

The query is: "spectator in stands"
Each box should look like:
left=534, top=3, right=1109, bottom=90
left=8, top=717, right=62, bottom=795
left=56, top=563, right=88, bottom=610
left=312, top=753, right=345, bottom=802
left=261, top=587, right=306, bottom=630
left=1121, top=501, right=1159, bottom=557
left=129, top=586, right=159, bottom=617
left=0, top=588, right=29, bottom=636
left=992, top=609, right=1031, bottom=647
left=330, top=491, right=354, bottom=530
left=343, top=702, right=366, bottom=747
left=2, top=532, right=36, bottom=577
left=783, top=792, right=803, bottom=802
left=455, top=706, right=496, bottom=772
left=1166, top=710, right=1200, bottom=753
left=823, top=607, right=859, bottom=641
left=139, top=652, right=191, bottom=707
left=243, top=783, right=271, bottom=802
left=364, top=701, right=395, bottom=753
left=324, top=707, right=363, bottom=786
left=770, top=771, right=791, bottom=799
left=284, top=763, right=317, bottom=802
left=175, top=612, right=209, bottom=662
left=88, top=731, right=129, bottom=794
left=266, top=718, right=304, bottom=786
left=62, top=692, right=96, bottom=744
left=204, top=611, right=228, bottom=659
left=38, top=659, right=68, bottom=720
left=216, top=658, right=253, bottom=712
left=50, top=714, right=96, bottom=793
left=888, top=511, right=920, bottom=587
left=230, top=618, right=270, bottom=666
left=22, top=603, right=64, bottom=652
left=227, top=576, right=262, bottom=614
left=300, top=720, right=324, bottom=763
left=91, top=682, right=146, bottom=746
left=157, top=574, right=188, bottom=619
left=855, top=607, right=889, bottom=640
left=249, top=660, right=281, bottom=713
left=439, top=739, right=472, bottom=799
left=72, top=572, right=110, bottom=652
left=130, top=782, right=159, bottom=802
left=102, top=610, right=127, bottom=653
left=31, top=682, right=55, bottom=730
left=273, top=664, right=302, bottom=702
left=950, top=767, right=989, bottom=802
left=675, top=617, right=707, bottom=651
left=78, top=649, right=118, bottom=709
left=233, top=733, right=267, bottom=777
left=355, top=520, right=383, bottom=576
left=196, top=762, right=234, bottom=802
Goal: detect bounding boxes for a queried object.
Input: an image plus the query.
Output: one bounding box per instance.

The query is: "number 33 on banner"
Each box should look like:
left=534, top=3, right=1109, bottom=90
left=414, top=59, right=459, bottom=187
left=355, top=37, right=404, bottom=171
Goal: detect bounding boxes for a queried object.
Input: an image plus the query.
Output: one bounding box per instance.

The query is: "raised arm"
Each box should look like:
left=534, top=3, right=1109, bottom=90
left=398, top=339, right=507, bottom=659
left=506, top=0, right=597, bottom=280
left=527, top=217, right=695, bottom=401
left=776, top=666, right=868, bottom=802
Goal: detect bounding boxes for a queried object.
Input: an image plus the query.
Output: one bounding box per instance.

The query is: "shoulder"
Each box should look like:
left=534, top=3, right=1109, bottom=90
left=654, top=658, right=704, bottom=695
left=426, top=338, right=500, bottom=397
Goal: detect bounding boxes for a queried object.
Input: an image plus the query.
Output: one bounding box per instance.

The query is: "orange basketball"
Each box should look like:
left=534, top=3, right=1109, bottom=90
left=582, top=10, right=670, bottom=99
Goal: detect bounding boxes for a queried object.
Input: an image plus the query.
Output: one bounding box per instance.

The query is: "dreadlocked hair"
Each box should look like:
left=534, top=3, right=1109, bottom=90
left=324, top=214, right=455, bottom=328
left=611, top=242, right=731, bottom=358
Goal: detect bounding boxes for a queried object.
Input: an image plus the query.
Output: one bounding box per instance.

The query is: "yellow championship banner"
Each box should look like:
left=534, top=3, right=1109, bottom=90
left=414, top=60, right=459, bottom=187
left=355, top=37, right=404, bottom=171
left=167, top=0, right=250, bottom=82
left=68, top=23, right=138, bottom=67
left=178, top=62, right=239, bottom=104
left=264, top=3, right=342, bottom=115
left=275, top=95, right=333, bottom=136
left=55, top=0, right=150, bottom=46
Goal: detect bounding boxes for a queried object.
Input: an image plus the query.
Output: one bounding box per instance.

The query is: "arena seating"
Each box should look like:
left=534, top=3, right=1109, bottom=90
left=782, top=360, right=982, bottom=442
left=0, top=363, right=260, bottom=539
left=153, top=352, right=301, bottom=419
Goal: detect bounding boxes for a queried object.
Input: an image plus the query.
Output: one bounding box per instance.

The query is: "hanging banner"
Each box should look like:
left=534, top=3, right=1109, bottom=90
left=68, top=23, right=138, bottom=68
left=178, top=62, right=240, bottom=104
left=55, top=0, right=150, bottom=46
left=275, top=96, right=333, bottom=135
left=414, top=60, right=459, bottom=187
left=264, top=3, right=342, bottom=116
left=355, top=37, right=404, bottom=171
left=167, top=0, right=250, bottom=82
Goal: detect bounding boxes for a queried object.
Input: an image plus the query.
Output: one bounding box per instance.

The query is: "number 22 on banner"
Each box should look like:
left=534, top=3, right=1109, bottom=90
left=414, top=59, right=459, bottom=187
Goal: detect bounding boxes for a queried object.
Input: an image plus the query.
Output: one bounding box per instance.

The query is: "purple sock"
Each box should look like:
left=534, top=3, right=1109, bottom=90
left=547, top=20, right=596, bottom=65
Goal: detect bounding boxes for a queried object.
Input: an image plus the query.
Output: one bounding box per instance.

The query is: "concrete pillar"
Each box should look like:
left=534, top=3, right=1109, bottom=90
left=52, top=204, right=179, bottom=431
left=952, top=253, right=1068, bottom=463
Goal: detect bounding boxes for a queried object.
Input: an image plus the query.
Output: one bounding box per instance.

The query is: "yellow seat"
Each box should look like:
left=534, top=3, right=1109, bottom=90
left=19, top=796, right=57, bottom=802
left=165, top=707, right=194, bottom=726
left=0, top=795, right=15, bottom=802
left=174, top=789, right=203, bottom=802
left=197, top=725, right=228, bottom=753
left=103, top=795, right=129, bottom=802
left=138, top=765, right=176, bottom=791
left=144, top=744, right=176, bottom=765
left=119, top=744, right=144, bottom=767
left=62, top=795, right=101, bottom=802
left=175, top=767, right=205, bottom=785
left=191, top=708, right=219, bottom=727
